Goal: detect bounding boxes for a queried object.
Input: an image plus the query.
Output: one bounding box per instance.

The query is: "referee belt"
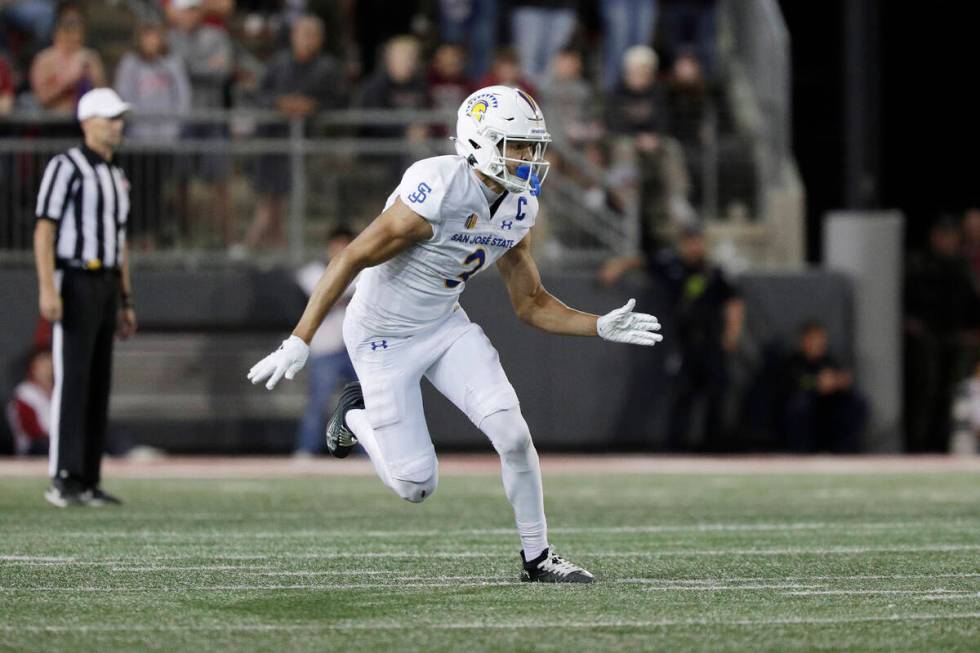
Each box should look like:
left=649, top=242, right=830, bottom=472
left=57, top=258, right=119, bottom=274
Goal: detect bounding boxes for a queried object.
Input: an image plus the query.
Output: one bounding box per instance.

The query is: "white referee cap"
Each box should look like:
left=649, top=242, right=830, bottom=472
left=77, top=88, right=131, bottom=122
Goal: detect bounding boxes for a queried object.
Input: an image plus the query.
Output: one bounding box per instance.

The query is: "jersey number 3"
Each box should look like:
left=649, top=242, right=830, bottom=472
left=445, top=248, right=486, bottom=288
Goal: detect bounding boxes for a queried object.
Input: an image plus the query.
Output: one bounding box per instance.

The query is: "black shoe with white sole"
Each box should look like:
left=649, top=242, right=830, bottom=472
left=81, top=488, right=123, bottom=506
left=325, top=382, right=364, bottom=459
left=44, top=479, right=86, bottom=508
left=520, top=547, right=595, bottom=583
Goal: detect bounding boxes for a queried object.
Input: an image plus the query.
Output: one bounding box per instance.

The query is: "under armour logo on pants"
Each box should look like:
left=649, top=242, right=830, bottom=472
left=370, top=340, right=388, bottom=351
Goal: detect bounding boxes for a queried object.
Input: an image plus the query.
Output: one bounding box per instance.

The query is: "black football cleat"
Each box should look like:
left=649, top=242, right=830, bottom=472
left=521, top=547, right=595, bottom=583
left=81, top=488, right=123, bottom=507
left=44, top=478, right=86, bottom=508
left=325, top=382, right=364, bottom=458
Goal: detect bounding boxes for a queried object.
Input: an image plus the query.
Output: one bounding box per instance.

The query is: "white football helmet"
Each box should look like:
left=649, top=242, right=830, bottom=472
left=452, top=85, right=551, bottom=194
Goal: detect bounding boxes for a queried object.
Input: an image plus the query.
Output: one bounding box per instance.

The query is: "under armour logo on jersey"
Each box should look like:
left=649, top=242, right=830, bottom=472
left=407, top=182, right=432, bottom=204
left=370, top=340, right=388, bottom=351
left=500, top=220, right=514, bottom=230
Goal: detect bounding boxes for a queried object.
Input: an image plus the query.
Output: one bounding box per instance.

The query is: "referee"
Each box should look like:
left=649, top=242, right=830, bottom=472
left=34, top=88, right=137, bottom=507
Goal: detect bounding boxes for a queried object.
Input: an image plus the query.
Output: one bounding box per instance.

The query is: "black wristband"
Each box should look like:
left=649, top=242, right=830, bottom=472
left=121, top=293, right=133, bottom=309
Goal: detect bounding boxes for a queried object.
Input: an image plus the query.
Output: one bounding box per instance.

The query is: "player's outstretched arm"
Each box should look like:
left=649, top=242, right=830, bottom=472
left=248, top=198, right=433, bottom=389
left=497, top=231, right=598, bottom=336
left=496, top=230, right=662, bottom=346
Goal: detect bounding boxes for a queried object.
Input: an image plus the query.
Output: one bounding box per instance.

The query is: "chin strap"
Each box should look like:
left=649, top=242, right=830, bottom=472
left=515, top=164, right=541, bottom=197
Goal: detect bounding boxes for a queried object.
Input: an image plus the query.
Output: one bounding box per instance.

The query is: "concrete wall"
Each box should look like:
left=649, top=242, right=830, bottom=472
left=0, top=266, right=853, bottom=453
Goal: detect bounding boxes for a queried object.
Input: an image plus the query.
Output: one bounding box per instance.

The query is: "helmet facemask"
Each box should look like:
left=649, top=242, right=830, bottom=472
left=488, top=134, right=551, bottom=195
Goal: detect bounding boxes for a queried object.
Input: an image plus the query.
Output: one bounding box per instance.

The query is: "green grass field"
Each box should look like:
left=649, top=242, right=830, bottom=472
left=1, top=460, right=979, bottom=652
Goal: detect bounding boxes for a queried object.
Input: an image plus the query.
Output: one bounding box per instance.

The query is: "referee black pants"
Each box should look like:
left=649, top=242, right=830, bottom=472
left=50, top=270, right=118, bottom=488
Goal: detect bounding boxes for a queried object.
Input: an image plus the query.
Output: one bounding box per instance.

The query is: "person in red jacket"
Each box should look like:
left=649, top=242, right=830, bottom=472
left=6, top=348, right=54, bottom=456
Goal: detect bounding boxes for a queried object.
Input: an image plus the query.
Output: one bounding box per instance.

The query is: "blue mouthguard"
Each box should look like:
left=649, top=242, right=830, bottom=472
left=515, top=165, right=541, bottom=197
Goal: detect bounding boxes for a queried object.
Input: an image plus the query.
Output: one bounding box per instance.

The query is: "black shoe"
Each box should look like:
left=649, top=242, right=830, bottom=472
left=44, top=478, right=86, bottom=508
left=520, top=547, right=594, bottom=583
left=81, top=488, right=123, bottom=507
left=325, top=382, right=364, bottom=458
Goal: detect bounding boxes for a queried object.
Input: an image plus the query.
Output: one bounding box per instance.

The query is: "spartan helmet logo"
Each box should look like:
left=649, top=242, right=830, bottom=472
left=468, top=99, right=489, bottom=122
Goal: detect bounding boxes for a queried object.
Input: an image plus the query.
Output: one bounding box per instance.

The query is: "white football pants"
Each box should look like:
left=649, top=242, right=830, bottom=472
left=343, top=306, right=548, bottom=557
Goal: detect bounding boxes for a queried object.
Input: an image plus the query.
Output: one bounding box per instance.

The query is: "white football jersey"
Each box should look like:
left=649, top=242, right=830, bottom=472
left=349, top=155, right=538, bottom=335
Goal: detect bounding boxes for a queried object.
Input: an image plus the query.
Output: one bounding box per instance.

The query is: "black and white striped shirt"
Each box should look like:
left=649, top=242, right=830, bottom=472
left=35, top=145, right=130, bottom=270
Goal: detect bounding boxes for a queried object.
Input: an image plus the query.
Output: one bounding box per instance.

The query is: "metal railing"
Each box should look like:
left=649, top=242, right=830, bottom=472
left=0, top=101, right=764, bottom=265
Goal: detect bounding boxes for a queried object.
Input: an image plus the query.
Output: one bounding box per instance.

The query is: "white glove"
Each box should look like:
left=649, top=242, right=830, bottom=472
left=247, top=335, right=309, bottom=390
left=597, top=298, right=664, bottom=346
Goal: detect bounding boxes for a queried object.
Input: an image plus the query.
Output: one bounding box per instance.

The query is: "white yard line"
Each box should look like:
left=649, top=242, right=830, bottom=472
left=2, top=613, right=980, bottom=632
left=785, top=590, right=979, bottom=596
left=622, top=573, right=980, bottom=583
left=3, top=543, right=979, bottom=565
left=0, top=582, right=518, bottom=592
left=920, top=593, right=980, bottom=601
left=641, top=584, right=825, bottom=591
left=13, top=520, right=978, bottom=540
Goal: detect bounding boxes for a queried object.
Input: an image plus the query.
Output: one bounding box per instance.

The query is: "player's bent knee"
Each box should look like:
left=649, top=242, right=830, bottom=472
left=392, top=475, right=438, bottom=503
left=483, top=409, right=534, bottom=467
left=388, top=452, right=438, bottom=503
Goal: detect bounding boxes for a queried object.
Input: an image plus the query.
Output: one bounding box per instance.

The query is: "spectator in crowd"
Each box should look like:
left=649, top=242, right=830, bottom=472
left=427, top=42, right=471, bottom=117
left=114, top=19, right=192, bottom=249
left=0, top=52, right=14, bottom=115
left=510, top=0, right=579, bottom=86
left=245, top=14, right=347, bottom=250
left=780, top=320, right=867, bottom=453
left=5, top=347, right=53, bottom=457
left=477, top=46, right=536, bottom=97
left=664, top=49, right=707, bottom=147
left=539, top=47, right=600, bottom=146
left=600, top=0, right=658, bottom=91
left=293, top=225, right=358, bottom=456
left=606, top=45, right=688, bottom=233
left=168, top=0, right=235, bottom=247
left=359, top=35, right=429, bottom=140
left=663, top=49, right=711, bottom=207
left=437, top=0, right=497, bottom=80
left=904, top=216, right=980, bottom=452
left=605, top=45, right=667, bottom=142
left=600, top=222, right=743, bottom=451
left=961, top=207, right=980, bottom=292
left=29, top=2, right=105, bottom=115
left=658, top=0, right=717, bottom=75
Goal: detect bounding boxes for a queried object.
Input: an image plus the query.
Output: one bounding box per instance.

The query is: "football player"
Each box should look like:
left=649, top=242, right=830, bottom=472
left=249, top=86, right=663, bottom=583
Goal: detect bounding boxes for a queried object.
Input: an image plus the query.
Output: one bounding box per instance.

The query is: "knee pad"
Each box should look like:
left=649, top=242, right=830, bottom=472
left=482, top=409, right=534, bottom=470
left=388, top=452, right=438, bottom=503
